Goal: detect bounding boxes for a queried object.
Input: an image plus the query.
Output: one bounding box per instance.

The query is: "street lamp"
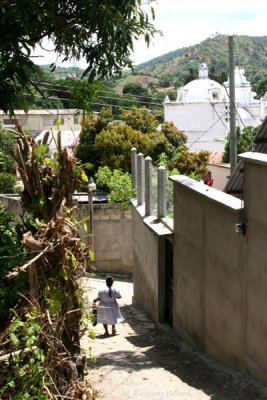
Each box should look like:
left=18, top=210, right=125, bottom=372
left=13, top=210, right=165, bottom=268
left=87, top=177, right=96, bottom=270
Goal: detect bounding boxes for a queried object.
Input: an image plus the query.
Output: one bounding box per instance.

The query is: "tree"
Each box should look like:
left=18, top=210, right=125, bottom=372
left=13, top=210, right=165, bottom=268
left=222, top=126, right=259, bottom=163
left=122, top=83, right=149, bottom=97
left=0, top=124, right=18, bottom=193
left=95, top=166, right=134, bottom=209
left=253, top=78, right=267, bottom=99
left=0, top=0, right=156, bottom=114
left=169, top=147, right=209, bottom=179
left=119, top=106, right=159, bottom=134
left=76, top=106, right=209, bottom=177
left=160, top=122, right=187, bottom=148
left=0, top=203, right=26, bottom=324
left=1, top=128, right=90, bottom=398
left=75, top=107, right=114, bottom=173
left=95, top=122, right=152, bottom=171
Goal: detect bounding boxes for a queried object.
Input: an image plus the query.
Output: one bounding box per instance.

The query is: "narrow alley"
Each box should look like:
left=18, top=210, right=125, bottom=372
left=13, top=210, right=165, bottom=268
left=82, top=275, right=267, bottom=400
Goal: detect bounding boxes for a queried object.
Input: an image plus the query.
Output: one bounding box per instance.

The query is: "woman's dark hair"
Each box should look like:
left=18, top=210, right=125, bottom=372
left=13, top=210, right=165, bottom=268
left=106, top=276, right=114, bottom=298
left=106, top=276, right=114, bottom=286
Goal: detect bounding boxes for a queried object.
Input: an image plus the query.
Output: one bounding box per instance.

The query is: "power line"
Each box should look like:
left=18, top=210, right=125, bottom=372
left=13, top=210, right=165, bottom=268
left=188, top=114, right=228, bottom=149
left=29, top=85, right=163, bottom=107
left=32, top=80, right=164, bottom=102
left=23, top=93, right=158, bottom=111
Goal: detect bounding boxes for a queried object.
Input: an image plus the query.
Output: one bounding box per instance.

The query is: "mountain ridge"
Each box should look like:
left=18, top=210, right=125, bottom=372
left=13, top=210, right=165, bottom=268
left=117, top=34, right=267, bottom=91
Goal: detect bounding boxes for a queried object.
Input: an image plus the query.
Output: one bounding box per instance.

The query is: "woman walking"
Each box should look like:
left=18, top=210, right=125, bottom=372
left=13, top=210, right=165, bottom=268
left=93, top=276, right=124, bottom=336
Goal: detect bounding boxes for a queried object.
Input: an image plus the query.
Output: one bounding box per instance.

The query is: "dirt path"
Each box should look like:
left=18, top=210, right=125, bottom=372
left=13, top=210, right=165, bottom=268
left=81, top=275, right=267, bottom=400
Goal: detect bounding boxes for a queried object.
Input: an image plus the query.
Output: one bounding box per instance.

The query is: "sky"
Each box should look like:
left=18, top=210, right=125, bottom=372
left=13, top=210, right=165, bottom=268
left=32, top=0, right=267, bottom=69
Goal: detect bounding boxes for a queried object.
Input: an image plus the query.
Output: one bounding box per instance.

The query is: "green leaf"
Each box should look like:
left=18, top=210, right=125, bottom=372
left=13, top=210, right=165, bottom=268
left=89, top=250, right=94, bottom=261
left=81, top=170, right=88, bottom=182
left=10, top=332, right=20, bottom=348
left=10, top=320, right=24, bottom=331
left=34, top=144, right=47, bottom=160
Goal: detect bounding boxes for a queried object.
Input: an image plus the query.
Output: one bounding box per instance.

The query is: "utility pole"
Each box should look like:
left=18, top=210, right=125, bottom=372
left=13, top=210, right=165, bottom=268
left=229, top=35, right=237, bottom=173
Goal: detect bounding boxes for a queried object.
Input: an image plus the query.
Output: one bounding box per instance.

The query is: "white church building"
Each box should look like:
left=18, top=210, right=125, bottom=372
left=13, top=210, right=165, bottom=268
left=164, top=63, right=266, bottom=152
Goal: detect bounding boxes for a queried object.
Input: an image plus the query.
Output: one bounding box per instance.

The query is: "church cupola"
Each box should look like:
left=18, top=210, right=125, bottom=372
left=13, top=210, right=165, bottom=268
left=199, top=63, right=209, bottom=79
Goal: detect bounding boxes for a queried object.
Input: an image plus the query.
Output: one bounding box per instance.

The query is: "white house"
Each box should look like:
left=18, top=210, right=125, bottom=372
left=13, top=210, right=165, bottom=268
left=0, top=109, right=82, bottom=137
left=164, top=63, right=265, bottom=152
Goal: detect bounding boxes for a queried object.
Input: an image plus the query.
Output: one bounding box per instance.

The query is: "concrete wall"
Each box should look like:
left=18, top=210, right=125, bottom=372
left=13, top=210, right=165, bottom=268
left=132, top=151, right=267, bottom=383
left=207, top=163, right=230, bottom=191
left=241, top=153, right=267, bottom=380
left=79, top=203, right=133, bottom=275
left=171, top=176, right=245, bottom=369
left=0, top=195, right=133, bottom=276
left=169, top=153, right=267, bottom=382
left=132, top=202, right=172, bottom=323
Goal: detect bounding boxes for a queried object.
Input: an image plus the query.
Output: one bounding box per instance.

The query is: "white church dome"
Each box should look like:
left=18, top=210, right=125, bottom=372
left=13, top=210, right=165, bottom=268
left=176, top=63, right=228, bottom=103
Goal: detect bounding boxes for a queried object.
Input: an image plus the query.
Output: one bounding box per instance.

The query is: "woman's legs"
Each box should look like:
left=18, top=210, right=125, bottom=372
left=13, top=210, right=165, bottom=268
left=103, top=324, right=116, bottom=335
left=103, top=324, right=109, bottom=335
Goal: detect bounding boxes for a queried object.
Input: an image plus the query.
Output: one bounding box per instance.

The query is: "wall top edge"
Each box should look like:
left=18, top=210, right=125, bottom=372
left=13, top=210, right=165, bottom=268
left=238, top=151, right=267, bottom=166
left=170, top=175, right=243, bottom=211
left=131, top=199, right=173, bottom=236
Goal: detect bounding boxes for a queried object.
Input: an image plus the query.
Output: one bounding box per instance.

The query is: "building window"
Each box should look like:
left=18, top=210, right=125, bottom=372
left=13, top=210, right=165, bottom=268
left=3, top=118, right=18, bottom=125
left=74, top=116, right=80, bottom=124
left=43, top=117, right=52, bottom=127
left=212, top=91, right=219, bottom=100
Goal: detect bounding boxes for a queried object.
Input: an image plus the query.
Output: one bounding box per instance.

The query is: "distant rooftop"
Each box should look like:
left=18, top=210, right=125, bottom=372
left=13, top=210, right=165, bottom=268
left=0, top=109, right=82, bottom=116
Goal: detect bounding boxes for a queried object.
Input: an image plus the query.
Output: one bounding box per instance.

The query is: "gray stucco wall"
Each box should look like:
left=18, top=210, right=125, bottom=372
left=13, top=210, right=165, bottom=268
left=80, top=203, right=133, bottom=275
left=241, top=155, right=267, bottom=380
left=132, top=152, right=267, bottom=383
left=172, top=178, right=245, bottom=369
left=132, top=203, right=172, bottom=323
left=170, top=156, right=267, bottom=382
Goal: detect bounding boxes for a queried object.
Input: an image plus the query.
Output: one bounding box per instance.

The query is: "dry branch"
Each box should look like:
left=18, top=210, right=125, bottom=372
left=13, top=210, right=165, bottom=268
left=1, top=128, right=92, bottom=399
left=0, top=346, right=37, bottom=363
left=6, top=245, right=52, bottom=279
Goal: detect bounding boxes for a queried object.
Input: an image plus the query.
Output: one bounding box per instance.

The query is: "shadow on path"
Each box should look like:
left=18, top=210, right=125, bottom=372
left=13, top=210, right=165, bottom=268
left=88, top=302, right=267, bottom=400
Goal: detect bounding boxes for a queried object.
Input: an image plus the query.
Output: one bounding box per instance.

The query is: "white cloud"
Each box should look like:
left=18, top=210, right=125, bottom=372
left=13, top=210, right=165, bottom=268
left=32, top=0, right=267, bottom=69
left=131, top=0, right=267, bottom=64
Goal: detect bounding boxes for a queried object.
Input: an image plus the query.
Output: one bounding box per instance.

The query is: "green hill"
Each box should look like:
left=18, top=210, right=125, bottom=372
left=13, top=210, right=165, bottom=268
left=115, top=34, right=267, bottom=91
left=40, top=64, right=85, bottom=80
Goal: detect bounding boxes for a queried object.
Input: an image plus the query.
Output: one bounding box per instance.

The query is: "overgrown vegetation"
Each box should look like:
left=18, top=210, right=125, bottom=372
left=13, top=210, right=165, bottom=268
left=0, top=0, right=157, bottom=114
left=0, top=124, right=19, bottom=193
left=0, top=128, right=95, bottom=399
left=222, top=126, right=259, bottom=163
left=76, top=106, right=209, bottom=177
left=0, top=204, right=26, bottom=324
left=95, top=166, right=134, bottom=210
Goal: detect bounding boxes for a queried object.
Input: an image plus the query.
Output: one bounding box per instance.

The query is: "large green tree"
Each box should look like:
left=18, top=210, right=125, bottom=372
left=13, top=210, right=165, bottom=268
left=120, top=106, right=159, bottom=133
left=95, top=122, right=152, bottom=171
left=75, top=107, right=114, bottom=173
left=0, top=0, right=156, bottom=114
left=76, top=106, right=209, bottom=178
left=0, top=124, right=18, bottom=193
left=222, top=126, right=259, bottom=163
